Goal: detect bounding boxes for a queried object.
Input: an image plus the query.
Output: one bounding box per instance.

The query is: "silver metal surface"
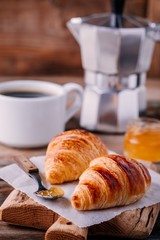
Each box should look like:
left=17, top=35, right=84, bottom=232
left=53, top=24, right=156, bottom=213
left=79, top=26, right=155, bottom=75
left=80, top=73, right=146, bottom=133
left=84, top=71, right=145, bottom=90
left=67, top=13, right=159, bottom=132
left=80, top=86, right=139, bottom=133
left=67, top=13, right=158, bottom=76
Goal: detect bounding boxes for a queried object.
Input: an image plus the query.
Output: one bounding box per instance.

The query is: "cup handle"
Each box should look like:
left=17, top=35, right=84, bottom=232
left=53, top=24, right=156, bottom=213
left=63, top=83, right=83, bottom=123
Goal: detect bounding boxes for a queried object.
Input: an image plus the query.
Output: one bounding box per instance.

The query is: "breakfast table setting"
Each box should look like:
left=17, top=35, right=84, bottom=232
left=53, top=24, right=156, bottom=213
left=0, top=75, right=160, bottom=240
left=1, top=0, right=160, bottom=239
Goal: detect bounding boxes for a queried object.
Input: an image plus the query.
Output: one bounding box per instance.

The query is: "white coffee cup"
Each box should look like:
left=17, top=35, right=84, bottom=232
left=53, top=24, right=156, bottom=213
left=0, top=80, right=83, bottom=148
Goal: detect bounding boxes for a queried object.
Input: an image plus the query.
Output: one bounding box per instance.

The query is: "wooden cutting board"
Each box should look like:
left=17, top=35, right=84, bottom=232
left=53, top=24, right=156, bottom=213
left=0, top=189, right=160, bottom=240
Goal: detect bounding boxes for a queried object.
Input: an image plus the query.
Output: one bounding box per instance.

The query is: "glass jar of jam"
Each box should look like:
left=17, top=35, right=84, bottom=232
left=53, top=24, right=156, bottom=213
left=124, top=118, right=160, bottom=162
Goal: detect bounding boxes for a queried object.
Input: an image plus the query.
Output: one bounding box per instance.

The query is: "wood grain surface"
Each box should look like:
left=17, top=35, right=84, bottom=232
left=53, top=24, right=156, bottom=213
left=0, top=190, right=57, bottom=230
left=0, top=189, right=160, bottom=240
left=45, top=216, right=88, bottom=240
left=89, top=204, right=160, bottom=239
left=0, top=0, right=159, bottom=78
left=147, top=0, right=160, bottom=78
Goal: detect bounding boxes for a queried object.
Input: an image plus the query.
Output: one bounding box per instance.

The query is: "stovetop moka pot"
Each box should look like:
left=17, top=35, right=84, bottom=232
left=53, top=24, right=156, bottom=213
left=67, top=0, right=160, bottom=133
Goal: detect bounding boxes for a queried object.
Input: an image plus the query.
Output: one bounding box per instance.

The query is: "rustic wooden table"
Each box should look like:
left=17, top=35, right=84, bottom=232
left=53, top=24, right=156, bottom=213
left=0, top=76, right=160, bottom=239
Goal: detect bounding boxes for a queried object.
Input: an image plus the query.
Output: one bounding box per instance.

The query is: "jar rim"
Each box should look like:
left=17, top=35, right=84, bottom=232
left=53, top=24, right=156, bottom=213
left=127, top=117, right=160, bottom=127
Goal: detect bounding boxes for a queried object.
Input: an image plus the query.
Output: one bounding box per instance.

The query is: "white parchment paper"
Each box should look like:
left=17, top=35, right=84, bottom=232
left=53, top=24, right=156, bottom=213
left=0, top=155, right=160, bottom=228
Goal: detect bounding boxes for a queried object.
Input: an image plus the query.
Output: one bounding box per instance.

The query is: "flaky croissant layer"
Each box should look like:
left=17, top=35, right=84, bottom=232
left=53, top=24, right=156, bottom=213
left=44, top=129, right=108, bottom=184
left=71, top=154, right=151, bottom=211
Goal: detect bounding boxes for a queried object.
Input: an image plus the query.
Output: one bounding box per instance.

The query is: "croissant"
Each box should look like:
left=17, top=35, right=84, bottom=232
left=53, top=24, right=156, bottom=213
left=44, top=129, right=108, bottom=184
left=71, top=154, right=151, bottom=210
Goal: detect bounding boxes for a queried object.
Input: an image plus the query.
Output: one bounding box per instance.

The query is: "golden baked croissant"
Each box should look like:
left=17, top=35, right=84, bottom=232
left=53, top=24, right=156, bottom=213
left=44, top=129, right=108, bottom=184
left=71, top=154, right=151, bottom=210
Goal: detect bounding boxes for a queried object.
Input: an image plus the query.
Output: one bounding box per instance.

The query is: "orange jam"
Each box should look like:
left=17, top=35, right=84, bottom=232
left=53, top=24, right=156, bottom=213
left=124, top=118, right=160, bottom=162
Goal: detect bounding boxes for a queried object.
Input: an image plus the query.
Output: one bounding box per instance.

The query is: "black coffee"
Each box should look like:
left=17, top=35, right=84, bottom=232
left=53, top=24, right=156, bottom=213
left=0, top=90, right=52, bottom=98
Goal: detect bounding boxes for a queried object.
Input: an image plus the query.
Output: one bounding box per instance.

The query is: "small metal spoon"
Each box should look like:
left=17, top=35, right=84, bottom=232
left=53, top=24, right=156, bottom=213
left=13, top=155, right=64, bottom=200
